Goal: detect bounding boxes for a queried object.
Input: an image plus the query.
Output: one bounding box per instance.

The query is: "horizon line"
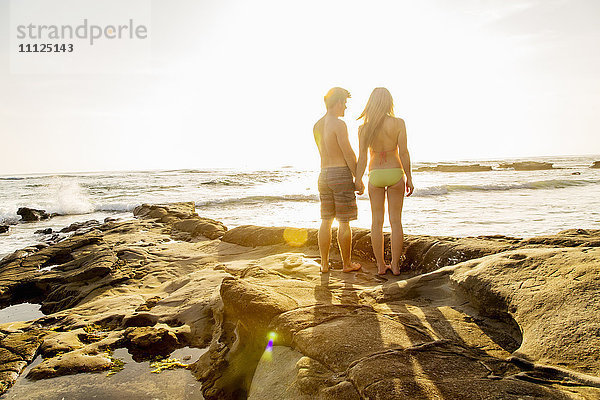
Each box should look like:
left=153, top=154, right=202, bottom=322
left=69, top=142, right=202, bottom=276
left=1, top=153, right=599, bottom=178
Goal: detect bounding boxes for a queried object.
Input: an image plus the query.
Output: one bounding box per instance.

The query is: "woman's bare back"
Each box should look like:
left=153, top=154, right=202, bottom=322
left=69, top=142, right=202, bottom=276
left=366, top=116, right=404, bottom=170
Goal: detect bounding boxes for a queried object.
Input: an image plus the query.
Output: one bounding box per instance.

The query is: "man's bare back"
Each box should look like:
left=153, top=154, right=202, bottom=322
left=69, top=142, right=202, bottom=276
left=313, top=98, right=357, bottom=173
left=313, top=116, right=351, bottom=169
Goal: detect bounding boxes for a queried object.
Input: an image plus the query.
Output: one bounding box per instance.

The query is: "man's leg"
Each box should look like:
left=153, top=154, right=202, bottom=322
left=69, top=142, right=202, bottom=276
left=319, top=218, right=333, bottom=272
left=338, top=221, right=361, bottom=272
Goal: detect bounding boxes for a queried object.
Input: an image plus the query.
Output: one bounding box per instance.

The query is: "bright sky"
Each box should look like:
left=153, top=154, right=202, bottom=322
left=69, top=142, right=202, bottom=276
left=1, top=0, right=599, bottom=174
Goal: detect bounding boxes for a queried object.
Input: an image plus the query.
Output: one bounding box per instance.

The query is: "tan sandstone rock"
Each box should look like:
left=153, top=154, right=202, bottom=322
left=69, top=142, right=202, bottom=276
left=1, top=202, right=598, bottom=400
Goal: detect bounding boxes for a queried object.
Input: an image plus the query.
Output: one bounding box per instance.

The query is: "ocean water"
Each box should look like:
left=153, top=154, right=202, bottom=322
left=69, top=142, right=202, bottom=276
left=1, top=155, right=599, bottom=258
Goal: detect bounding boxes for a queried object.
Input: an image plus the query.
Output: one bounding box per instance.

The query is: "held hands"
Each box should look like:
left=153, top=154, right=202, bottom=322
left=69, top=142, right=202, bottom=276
left=355, top=179, right=365, bottom=195
left=405, top=177, right=414, bottom=197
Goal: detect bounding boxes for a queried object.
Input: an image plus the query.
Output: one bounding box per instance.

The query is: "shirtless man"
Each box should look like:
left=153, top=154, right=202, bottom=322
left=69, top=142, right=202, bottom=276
left=313, top=87, right=362, bottom=273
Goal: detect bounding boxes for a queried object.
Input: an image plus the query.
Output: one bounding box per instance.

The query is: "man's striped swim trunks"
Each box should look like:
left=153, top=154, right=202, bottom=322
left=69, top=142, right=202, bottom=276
left=318, top=166, right=358, bottom=222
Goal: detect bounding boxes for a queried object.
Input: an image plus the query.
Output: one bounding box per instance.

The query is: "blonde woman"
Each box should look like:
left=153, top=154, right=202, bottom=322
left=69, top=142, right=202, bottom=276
left=355, top=88, right=414, bottom=275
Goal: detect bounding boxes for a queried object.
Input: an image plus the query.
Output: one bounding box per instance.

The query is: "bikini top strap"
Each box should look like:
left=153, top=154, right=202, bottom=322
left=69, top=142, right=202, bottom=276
left=373, top=147, right=398, bottom=163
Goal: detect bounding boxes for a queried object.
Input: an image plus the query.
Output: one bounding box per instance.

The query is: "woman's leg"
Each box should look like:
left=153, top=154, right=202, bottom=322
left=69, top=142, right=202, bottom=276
left=368, top=182, right=388, bottom=274
left=387, top=178, right=406, bottom=275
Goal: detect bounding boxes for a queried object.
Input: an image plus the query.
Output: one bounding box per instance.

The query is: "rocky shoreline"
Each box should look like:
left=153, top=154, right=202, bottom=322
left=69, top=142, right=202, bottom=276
left=413, top=160, right=600, bottom=172
left=413, top=164, right=492, bottom=172
left=0, top=202, right=599, bottom=399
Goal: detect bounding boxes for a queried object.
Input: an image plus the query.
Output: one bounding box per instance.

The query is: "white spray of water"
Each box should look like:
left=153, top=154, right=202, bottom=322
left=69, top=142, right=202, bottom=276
left=0, top=207, right=19, bottom=225
left=51, top=179, right=95, bottom=215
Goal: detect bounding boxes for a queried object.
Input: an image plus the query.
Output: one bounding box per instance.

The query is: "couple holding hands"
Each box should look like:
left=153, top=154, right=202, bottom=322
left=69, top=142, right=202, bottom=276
left=313, top=87, right=414, bottom=275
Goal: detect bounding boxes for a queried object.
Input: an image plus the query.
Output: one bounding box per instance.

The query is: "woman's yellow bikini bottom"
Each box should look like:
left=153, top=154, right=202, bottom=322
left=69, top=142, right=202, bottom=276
left=368, top=168, right=404, bottom=188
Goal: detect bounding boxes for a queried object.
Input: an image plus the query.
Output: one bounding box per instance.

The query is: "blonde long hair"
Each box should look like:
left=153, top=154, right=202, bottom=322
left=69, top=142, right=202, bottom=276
left=358, top=87, right=395, bottom=147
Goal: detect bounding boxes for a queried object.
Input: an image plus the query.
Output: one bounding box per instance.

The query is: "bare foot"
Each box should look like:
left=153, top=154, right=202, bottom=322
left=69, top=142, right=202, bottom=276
left=391, top=255, right=407, bottom=275
left=342, top=261, right=362, bottom=273
left=377, top=264, right=391, bottom=275
left=320, top=259, right=331, bottom=273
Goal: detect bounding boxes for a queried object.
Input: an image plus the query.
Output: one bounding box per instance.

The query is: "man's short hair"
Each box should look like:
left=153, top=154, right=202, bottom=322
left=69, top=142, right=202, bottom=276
left=324, top=87, right=351, bottom=110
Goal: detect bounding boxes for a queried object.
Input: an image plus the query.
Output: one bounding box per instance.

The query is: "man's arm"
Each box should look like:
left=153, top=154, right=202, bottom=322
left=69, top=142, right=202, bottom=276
left=335, top=120, right=358, bottom=176
left=397, top=119, right=414, bottom=196
left=313, top=121, right=323, bottom=155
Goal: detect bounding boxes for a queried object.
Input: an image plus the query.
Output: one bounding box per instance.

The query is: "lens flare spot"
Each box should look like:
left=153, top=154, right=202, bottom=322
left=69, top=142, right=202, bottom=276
left=283, top=228, right=308, bottom=247
left=261, top=348, right=272, bottom=361
left=261, top=336, right=275, bottom=362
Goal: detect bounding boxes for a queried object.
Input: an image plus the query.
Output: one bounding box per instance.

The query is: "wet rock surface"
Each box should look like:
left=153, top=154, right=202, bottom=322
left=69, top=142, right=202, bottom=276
left=134, top=202, right=227, bottom=240
left=0, top=324, right=47, bottom=392
left=123, top=324, right=183, bottom=360
left=59, top=220, right=100, bottom=233
left=591, top=161, right=600, bottom=169
left=0, top=202, right=598, bottom=399
left=16, top=208, right=53, bottom=222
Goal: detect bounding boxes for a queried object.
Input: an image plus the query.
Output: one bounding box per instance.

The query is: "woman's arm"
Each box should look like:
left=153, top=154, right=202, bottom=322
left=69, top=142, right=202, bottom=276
left=355, top=126, right=368, bottom=195
left=397, top=119, right=414, bottom=196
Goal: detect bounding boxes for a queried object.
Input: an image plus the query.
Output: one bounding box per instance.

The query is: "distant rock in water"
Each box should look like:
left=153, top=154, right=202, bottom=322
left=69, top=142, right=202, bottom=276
left=414, top=164, right=492, bottom=172
left=35, top=228, right=53, bottom=235
left=17, top=207, right=51, bottom=222
left=60, top=220, right=99, bottom=233
left=0, top=225, right=9, bottom=234
left=591, top=161, right=600, bottom=169
left=498, top=161, right=554, bottom=171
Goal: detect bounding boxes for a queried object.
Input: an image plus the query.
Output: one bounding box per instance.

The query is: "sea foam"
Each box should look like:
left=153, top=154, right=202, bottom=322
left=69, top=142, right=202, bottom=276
left=412, top=178, right=600, bottom=197
left=196, top=194, right=319, bottom=207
